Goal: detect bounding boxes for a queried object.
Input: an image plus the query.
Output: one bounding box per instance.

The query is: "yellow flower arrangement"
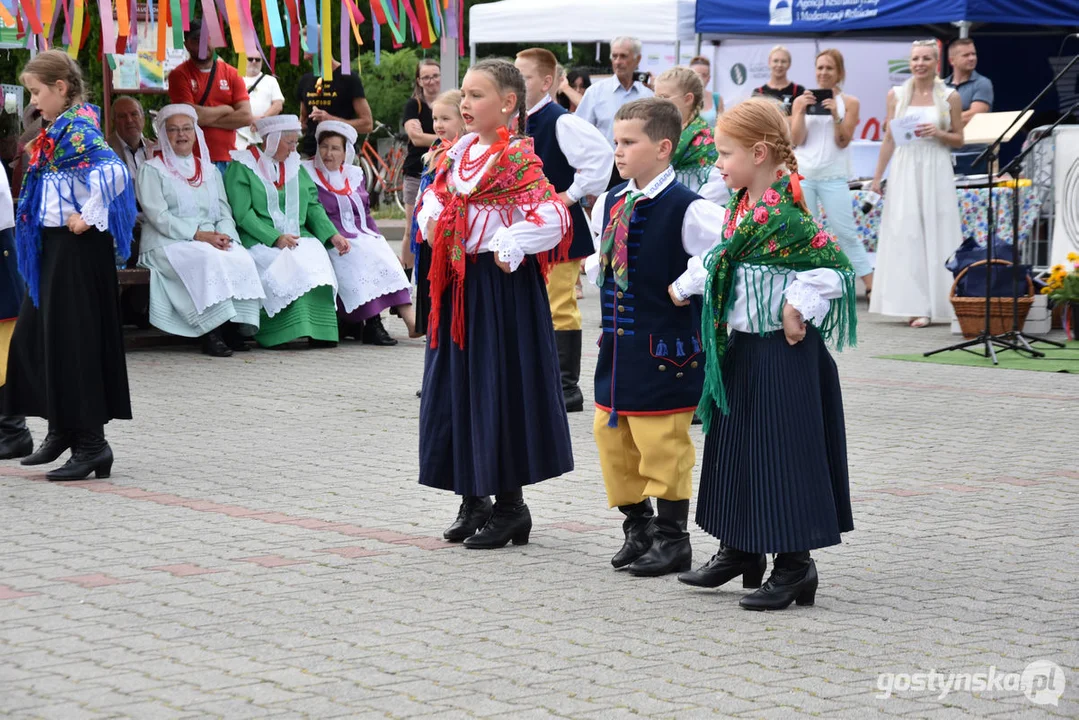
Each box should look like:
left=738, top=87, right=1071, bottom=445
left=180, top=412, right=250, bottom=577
left=1041, top=254, right=1079, bottom=303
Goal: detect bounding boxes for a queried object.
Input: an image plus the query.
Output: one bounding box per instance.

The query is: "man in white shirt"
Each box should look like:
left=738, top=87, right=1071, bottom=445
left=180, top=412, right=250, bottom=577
left=236, top=56, right=285, bottom=150
left=108, top=96, right=154, bottom=176
left=574, top=36, right=654, bottom=188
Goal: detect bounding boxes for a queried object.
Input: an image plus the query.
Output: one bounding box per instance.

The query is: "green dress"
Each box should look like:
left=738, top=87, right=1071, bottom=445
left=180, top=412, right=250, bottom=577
left=224, top=160, right=340, bottom=347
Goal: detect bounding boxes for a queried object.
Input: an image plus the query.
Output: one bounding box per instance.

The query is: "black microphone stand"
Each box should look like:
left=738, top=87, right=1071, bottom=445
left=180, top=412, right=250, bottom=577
left=924, top=51, right=1079, bottom=363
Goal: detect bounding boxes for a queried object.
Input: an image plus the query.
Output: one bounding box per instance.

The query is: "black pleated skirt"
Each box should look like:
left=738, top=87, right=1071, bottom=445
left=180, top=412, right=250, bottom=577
left=695, top=327, right=852, bottom=554
left=412, top=241, right=432, bottom=336
left=3, top=227, right=132, bottom=428
left=419, top=253, right=574, bottom=496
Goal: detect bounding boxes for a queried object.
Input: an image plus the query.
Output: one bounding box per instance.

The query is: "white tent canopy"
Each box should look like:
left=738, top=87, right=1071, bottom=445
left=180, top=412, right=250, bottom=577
left=468, top=0, right=697, bottom=45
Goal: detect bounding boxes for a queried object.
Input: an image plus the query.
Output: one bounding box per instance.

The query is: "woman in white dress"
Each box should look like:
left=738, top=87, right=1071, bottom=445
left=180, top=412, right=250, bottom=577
left=869, top=40, right=965, bottom=328
left=302, top=121, right=416, bottom=336
left=137, top=105, right=265, bottom=356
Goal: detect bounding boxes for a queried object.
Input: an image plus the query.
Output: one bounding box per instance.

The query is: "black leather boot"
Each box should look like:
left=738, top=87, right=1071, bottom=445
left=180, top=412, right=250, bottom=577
left=338, top=318, right=363, bottom=341
left=678, top=544, right=767, bottom=588
left=443, top=496, right=493, bottom=542
left=201, top=329, right=233, bottom=357
left=554, top=330, right=584, bottom=413
left=0, top=415, right=33, bottom=459
left=740, top=552, right=817, bottom=611
left=611, top=500, right=654, bottom=568
left=46, top=427, right=113, bottom=481
left=222, top=322, right=251, bottom=352
left=464, top=491, right=531, bottom=549
left=627, top=499, right=692, bottom=576
left=361, top=314, right=397, bottom=346
left=21, top=428, right=73, bottom=466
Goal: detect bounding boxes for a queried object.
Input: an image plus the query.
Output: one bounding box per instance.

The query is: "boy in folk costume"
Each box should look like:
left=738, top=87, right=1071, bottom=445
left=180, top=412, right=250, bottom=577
left=416, top=60, right=574, bottom=549
left=585, top=98, right=726, bottom=576
left=515, top=49, right=613, bottom=412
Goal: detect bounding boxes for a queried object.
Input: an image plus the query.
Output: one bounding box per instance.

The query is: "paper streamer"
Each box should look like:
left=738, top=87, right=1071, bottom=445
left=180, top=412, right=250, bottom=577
left=115, top=0, right=128, bottom=38
left=19, top=0, right=43, bottom=34
left=200, top=0, right=225, bottom=47
left=66, top=0, right=82, bottom=57
left=320, top=0, right=331, bottom=78
left=339, top=0, right=349, bottom=74
left=169, top=0, right=182, bottom=49
left=303, top=0, right=318, bottom=61
left=264, top=0, right=285, bottom=47
left=155, top=0, right=166, bottom=60
left=179, top=0, right=189, bottom=29
left=282, top=0, right=300, bottom=64
left=97, top=0, right=116, bottom=54
left=372, top=12, right=380, bottom=64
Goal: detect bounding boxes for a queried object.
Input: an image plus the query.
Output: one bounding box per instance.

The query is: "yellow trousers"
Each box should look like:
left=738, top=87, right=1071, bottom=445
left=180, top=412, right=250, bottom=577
left=593, top=409, right=695, bottom=508
left=0, top=320, right=14, bottom=387
left=546, top=260, right=581, bottom=331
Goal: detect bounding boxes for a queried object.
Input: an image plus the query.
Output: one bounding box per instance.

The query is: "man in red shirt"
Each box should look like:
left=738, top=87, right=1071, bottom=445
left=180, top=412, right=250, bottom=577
left=167, top=20, right=252, bottom=169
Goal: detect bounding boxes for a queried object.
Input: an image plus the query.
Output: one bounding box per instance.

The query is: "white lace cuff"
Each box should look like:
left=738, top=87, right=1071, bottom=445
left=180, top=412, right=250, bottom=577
left=416, top=191, right=443, bottom=241
left=784, top=279, right=831, bottom=326
left=488, top=229, right=526, bottom=272
left=670, top=256, right=707, bottom=302
left=79, top=195, right=110, bottom=232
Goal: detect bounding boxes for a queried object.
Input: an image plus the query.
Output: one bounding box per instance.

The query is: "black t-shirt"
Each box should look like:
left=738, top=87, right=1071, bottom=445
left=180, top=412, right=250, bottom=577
left=753, top=82, right=805, bottom=115
left=297, top=67, right=366, bottom=157
left=402, top=97, right=434, bottom=178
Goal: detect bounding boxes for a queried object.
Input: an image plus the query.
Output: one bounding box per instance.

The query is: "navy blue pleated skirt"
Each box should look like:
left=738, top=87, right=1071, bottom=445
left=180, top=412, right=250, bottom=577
left=695, top=327, right=853, bottom=554
left=419, top=253, right=574, bottom=496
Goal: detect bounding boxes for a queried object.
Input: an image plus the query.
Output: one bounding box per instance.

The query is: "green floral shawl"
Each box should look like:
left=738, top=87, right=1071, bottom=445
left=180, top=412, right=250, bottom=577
left=698, top=175, right=858, bottom=432
left=671, top=115, right=718, bottom=188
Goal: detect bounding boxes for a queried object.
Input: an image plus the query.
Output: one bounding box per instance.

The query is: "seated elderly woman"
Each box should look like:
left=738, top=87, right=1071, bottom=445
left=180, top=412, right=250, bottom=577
left=224, top=115, right=350, bottom=348
left=302, top=121, right=416, bottom=337
left=137, top=105, right=265, bottom=357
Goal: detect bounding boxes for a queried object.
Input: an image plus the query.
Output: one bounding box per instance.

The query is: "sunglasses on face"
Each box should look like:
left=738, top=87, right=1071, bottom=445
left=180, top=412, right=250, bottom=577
left=248, top=58, right=262, bottom=63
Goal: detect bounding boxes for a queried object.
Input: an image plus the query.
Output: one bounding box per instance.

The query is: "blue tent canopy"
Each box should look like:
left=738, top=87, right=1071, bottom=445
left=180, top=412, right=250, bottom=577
left=695, top=0, right=1078, bottom=34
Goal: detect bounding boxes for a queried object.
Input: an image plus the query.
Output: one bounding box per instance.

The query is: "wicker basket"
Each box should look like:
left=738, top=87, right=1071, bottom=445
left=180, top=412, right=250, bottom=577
left=950, top=259, right=1034, bottom=339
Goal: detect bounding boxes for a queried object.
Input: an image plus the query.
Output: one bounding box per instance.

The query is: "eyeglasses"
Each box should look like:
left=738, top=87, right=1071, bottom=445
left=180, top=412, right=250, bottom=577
left=420, top=74, right=441, bottom=82
left=248, top=57, right=262, bottom=63
left=166, top=125, right=195, bottom=135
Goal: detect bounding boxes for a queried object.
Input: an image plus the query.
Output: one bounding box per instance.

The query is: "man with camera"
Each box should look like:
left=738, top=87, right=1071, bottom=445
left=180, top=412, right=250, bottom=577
left=574, top=36, right=655, bottom=189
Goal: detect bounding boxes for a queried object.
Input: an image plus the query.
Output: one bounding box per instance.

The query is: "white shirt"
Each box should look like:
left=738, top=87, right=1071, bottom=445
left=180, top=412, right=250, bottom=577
left=110, top=133, right=152, bottom=177
left=40, top=163, right=129, bottom=231
left=416, top=133, right=568, bottom=271
left=237, top=74, right=285, bottom=149
left=795, top=94, right=850, bottom=180
left=527, top=96, right=613, bottom=203
left=0, top=167, right=13, bottom=231
left=583, top=166, right=727, bottom=298
left=574, top=76, right=654, bottom=147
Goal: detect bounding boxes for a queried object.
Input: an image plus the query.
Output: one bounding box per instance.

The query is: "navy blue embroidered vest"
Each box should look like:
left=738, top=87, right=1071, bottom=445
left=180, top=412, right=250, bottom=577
left=594, top=180, right=704, bottom=416
left=526, top=102, right=593, bottom=261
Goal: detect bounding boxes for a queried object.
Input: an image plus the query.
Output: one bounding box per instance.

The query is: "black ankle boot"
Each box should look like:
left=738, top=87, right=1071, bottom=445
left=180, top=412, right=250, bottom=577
left=611, top=500, right=654, bottom=568
left=464, top=492, right=531, bottom=549
left=678, top=544, right=767, bottom=589
left=627, top=499, right=691, bottom=576
left=222, top=323, right=251, bottom=352
left=554, top=330, right=584, bottom=413
left=201, top=329, right=233, bottom=357
left=46, top=427, right=113, bottom=481
left=443, top=496, right=493, bottom=542
left=740, top=552, right=817, bottom=611
left=21, top=428, right=73, bottom=466
left=361, top=314, right=397, bottom=346
left=0, top=416, right=33, bottom=460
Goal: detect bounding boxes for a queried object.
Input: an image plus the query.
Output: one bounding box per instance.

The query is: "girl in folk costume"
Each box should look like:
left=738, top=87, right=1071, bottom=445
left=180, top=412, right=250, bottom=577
left=137, top=105, right=265, bottom=357
left=416, top=59, right=574, bottom=549
left=224, top=115, right=351, bottom=348
left=409, top=90, right=463, bottom=342
left=303, top=120, right=417, bottom=337
left=680, top=99, right=857, bottom=610
left=5, top=50, right=135, bottom=481
left=653, top=66, right=729, bottom=206
left=870, top=40, right=964, bottom=328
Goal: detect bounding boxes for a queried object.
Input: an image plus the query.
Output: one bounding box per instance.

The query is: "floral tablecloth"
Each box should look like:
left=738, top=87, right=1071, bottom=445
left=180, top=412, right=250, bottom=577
left=817, top=187, right=1042, bottom=254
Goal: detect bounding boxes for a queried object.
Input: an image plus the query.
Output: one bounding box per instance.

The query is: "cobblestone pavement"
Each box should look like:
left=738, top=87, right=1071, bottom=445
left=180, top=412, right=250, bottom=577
left=1, top=262, right=1076, bottom=718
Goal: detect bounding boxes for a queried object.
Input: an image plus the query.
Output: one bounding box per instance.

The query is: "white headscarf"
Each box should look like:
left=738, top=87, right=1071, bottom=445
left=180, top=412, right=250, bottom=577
left=307, top=120, right=375, bottom=238
left=153, top=103, right=219, bottom=220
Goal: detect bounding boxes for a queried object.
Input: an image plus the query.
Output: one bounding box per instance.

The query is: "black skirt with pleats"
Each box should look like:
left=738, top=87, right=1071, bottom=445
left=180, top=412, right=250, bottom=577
left=694, top=327, right=853, bottom=554
left=3, top=226, right=132, bottom=428
left=418, top=253, right=574, bottom=496
left=412, top=241, right=432, bottom=336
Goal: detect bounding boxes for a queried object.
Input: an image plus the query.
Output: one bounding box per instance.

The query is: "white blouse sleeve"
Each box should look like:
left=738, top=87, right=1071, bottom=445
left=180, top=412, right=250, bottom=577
left=555, top=114, right=614, bottom=202
left=136, top=163, right=200, bottom=242
left=79, top=163, right=130, bottom=231
left=669, top=199, right=728, bottom=302
left=583, top=191, right=610, bottom=285
left=488, top=199, right=570, bottom=271
left=415, top=187, right=444, bottom=241
left=784, top=268, right=847, bottom=326
left=697, top=166, right=731, bottom=207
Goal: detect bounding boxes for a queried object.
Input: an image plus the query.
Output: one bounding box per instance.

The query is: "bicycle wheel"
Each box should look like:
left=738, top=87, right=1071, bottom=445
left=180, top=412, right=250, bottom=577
left=359, top=156, right=380, bottom=204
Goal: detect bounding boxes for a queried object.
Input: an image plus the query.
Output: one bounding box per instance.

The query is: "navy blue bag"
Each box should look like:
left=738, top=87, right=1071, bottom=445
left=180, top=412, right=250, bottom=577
left=945, top=237, right=1031, bottom=298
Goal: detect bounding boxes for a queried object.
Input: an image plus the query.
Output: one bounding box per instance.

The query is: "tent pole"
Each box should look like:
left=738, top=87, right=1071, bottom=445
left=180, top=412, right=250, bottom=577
left=442, top=35, right=459, bottom=91
left=955, top=20, right=971, bottom=38
left=674, top=40, right=681, bottom=64
left=470, top=42, right=476, bottom=66
left=695, top=34, right=701, bottom=56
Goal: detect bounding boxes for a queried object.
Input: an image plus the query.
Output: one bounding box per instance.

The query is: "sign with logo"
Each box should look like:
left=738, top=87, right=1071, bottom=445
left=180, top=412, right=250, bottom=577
left=697, top=0, right=973, bottom=34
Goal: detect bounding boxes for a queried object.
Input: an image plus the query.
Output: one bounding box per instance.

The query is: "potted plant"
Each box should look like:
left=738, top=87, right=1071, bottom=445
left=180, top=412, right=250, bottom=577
left=1041, top=252, right=1079, bottom=340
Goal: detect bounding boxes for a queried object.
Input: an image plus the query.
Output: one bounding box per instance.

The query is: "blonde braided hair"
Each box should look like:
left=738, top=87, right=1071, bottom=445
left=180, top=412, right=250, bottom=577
left=717, top=98, right=808, bottom=212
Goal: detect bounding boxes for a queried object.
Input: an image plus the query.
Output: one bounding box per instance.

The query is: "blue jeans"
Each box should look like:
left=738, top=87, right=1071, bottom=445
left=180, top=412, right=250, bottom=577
left=801, top=177, right=874, bottom=278
left=215, top=160, right=229, bottom=176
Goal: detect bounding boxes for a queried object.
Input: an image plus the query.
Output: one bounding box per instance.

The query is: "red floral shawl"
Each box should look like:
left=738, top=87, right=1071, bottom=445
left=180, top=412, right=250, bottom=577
left=426, top=130, right=570, bottom=349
